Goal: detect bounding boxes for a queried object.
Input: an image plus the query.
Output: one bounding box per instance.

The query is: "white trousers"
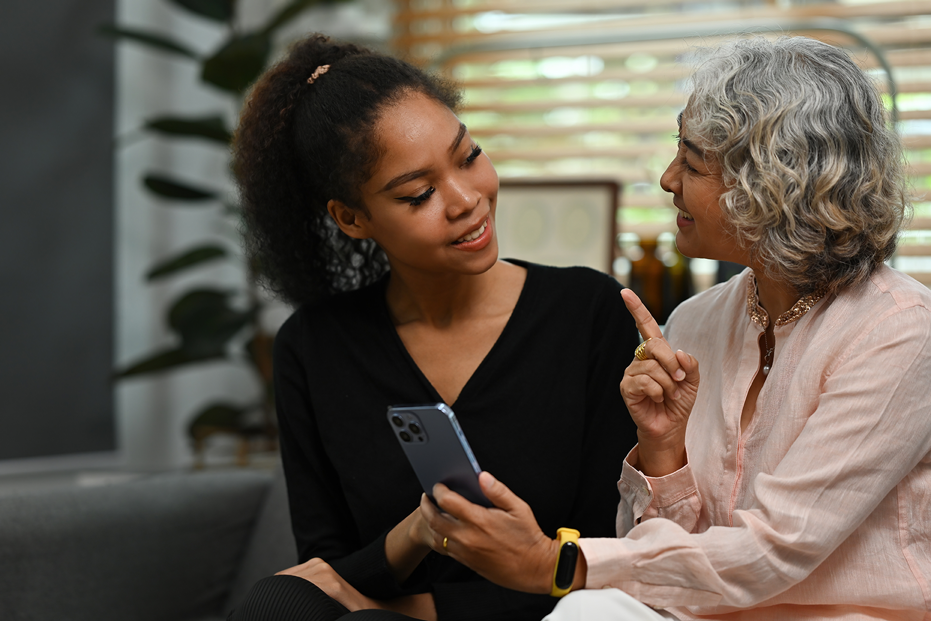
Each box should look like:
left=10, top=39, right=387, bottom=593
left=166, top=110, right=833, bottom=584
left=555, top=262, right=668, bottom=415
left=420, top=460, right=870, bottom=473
left=543, top=589, right=679, bottom=621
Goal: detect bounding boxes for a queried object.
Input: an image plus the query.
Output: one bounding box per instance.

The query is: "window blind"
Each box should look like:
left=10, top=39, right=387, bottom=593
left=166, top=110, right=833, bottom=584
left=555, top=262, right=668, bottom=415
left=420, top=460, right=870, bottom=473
left=392, top=0, right=931, bottom=289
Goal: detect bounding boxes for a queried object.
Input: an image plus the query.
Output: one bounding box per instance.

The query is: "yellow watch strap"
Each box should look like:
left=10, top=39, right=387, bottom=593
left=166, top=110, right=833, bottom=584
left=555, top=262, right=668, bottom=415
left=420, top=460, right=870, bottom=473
left=550, top=527, right=581, bottom=597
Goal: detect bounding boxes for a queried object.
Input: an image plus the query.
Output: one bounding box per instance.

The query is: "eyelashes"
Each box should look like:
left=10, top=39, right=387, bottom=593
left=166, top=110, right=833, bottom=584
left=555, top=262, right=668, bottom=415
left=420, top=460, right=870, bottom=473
left=671, top=136, right=697, bottom=172
left=407, top=186, right=435, bottom=206
left=464, top=144, right=482, bottom=165
left=397, top=143, right=483, bottom=207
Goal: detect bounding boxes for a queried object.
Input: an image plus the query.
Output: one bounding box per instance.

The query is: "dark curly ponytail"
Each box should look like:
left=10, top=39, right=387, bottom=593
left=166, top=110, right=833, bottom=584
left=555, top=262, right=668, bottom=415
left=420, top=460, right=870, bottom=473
left=233, top=34, right=461, bottom=307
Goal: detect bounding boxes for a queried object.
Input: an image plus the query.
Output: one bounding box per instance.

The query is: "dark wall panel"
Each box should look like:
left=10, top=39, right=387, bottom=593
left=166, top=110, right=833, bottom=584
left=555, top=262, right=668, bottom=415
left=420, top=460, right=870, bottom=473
left=0, top=0, right=116, bottom=460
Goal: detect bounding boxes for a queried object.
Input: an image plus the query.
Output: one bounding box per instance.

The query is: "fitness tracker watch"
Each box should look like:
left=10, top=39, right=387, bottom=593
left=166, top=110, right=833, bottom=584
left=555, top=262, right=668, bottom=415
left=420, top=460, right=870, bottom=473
left=550, top=527, right=580, bottom=597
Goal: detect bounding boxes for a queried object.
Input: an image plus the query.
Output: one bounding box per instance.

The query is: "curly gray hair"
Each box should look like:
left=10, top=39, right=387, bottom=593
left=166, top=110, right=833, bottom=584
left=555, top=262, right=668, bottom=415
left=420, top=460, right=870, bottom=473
left=685, top=36, right=910, bottom=295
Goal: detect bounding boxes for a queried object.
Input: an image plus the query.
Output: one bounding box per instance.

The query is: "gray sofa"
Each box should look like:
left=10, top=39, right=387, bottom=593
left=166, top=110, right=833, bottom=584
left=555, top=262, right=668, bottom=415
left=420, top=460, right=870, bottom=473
left=0, top=467, right=296, bottom=621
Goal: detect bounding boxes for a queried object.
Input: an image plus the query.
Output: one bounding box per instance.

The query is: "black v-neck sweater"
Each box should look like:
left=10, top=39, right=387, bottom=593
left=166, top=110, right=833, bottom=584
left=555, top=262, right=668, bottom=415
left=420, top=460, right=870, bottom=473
left=274, top=260, right=640, bottom=620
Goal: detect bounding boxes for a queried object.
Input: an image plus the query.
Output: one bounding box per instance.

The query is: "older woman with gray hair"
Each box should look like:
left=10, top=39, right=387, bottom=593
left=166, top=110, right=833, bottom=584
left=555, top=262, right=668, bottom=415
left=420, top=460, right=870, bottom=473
left=420, top=36, right=931, bottom=620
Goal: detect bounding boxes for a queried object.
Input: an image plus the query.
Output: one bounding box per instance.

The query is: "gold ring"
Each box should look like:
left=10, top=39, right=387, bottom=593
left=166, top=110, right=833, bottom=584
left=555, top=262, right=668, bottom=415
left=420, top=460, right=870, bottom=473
left=634, top=338, right=653, bottom=361
left=442, top=537, right=449, bottom=550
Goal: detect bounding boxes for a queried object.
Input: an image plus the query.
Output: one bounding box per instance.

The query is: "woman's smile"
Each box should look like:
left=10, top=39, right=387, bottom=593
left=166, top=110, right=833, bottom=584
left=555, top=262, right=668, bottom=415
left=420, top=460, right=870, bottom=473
left=452, top=217, right=490, bottom=247
left=676, top=207, right=695, bottom=228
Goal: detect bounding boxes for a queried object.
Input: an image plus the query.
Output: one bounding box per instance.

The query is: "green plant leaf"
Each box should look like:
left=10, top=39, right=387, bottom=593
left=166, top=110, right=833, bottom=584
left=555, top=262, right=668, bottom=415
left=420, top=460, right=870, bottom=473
left=97, top=24, right=199, bottom=59
left=115, top=347, right=225, bottom=378
left=261, top=0, right=342, bottom=35
left=168, top=0, right=237, bottom=22
left=146, top=244, right=228, bottom=281
left=202, top=32, right=271, bottom=93
left=168, top=289, right=256, bottom=356
left=145, top=115, right=232, bottom=144
left=168, top=289, right=230, bottom=333
left=144, top=174, right=219, bottom=202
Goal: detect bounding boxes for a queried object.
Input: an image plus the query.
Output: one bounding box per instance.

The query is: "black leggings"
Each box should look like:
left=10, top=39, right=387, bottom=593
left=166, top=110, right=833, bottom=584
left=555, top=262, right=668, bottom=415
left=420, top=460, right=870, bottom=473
left=229, top=575, right=418, bottom=621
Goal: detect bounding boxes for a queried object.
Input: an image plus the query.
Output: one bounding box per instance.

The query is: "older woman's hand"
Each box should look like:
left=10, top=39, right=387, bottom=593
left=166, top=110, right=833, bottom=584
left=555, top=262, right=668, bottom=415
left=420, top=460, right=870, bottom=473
left=620, top=289, right=700, bottom=477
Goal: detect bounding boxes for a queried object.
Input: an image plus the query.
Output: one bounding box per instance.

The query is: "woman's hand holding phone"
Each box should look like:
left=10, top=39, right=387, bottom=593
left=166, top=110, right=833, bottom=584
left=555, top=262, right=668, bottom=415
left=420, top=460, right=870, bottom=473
left=421, top=471, right=580, bottom=595
left=386, top=404, right=580, bottom=595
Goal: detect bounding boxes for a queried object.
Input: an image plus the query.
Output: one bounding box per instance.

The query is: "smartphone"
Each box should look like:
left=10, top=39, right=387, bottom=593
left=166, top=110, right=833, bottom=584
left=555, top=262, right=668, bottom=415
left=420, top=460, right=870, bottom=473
left=387, top=403, right=493, bottom=508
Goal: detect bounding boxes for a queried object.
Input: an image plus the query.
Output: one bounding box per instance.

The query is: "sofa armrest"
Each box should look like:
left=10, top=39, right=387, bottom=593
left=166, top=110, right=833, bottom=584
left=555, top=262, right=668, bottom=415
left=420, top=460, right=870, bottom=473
left=225, top=467, right=297, bottom=611
left=0, top=469, right=272, bottom=621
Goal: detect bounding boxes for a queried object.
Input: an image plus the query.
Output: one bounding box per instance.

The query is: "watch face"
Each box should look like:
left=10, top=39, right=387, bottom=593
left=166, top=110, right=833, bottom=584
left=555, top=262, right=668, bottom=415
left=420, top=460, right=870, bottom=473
left=554, top=541, right=579, bottom=590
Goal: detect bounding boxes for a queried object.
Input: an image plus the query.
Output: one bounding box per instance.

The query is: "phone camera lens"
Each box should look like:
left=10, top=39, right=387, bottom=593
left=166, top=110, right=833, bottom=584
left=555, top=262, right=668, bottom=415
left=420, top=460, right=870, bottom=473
left=391, top=415, right=404, bottom=427
left=399, top=431, right=412, bottom=442
left=408, top=423, right=421, bottom=434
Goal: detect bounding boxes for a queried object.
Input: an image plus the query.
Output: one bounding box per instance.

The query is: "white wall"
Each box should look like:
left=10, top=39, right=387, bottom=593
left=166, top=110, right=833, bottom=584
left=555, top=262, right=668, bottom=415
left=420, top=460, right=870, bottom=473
left=114, top=0, right=394, bottom=470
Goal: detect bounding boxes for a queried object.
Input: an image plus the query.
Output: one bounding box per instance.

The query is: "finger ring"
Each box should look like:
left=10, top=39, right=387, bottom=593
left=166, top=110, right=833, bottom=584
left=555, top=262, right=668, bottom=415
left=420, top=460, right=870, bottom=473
left=634, top=338, right=653, bottom=361
left=442, top=537, right=449, bottom=550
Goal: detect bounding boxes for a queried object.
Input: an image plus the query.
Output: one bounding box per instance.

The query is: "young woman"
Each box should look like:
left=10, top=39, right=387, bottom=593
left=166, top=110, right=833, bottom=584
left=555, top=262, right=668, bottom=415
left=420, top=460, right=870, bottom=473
left=229, top=34, right=640, bottom=621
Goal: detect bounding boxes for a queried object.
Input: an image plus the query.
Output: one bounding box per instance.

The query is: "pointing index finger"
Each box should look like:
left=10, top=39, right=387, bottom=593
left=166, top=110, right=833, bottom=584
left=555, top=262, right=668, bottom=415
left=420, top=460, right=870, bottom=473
left=621, top=289, right=686, bottom=383
left=621, top=288, right=663, bottom=341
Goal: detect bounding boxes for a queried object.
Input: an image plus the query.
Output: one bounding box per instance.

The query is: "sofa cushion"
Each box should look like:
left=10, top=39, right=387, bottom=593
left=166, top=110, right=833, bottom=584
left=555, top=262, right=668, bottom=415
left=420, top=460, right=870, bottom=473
left=0, top=469, right=272, bottom=621
left=224, top=466, right=297, bottom=612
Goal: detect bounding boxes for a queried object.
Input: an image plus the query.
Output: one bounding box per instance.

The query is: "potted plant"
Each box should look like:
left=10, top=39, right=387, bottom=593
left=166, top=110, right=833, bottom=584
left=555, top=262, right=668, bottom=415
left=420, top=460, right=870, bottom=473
left=104, top=0, right=348, bottom=466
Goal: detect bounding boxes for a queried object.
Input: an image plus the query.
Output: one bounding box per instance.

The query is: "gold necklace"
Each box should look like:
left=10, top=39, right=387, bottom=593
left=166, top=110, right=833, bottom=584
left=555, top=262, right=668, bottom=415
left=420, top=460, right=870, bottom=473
left=747, top=273, right=826, bottom=377
left=746, top=274, right=827, bottom=329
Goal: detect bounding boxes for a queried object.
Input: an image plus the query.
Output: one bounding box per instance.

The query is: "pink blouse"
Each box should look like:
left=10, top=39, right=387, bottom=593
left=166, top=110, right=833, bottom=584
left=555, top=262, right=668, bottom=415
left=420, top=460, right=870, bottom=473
left=580, top=266, right=931, bottom=620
